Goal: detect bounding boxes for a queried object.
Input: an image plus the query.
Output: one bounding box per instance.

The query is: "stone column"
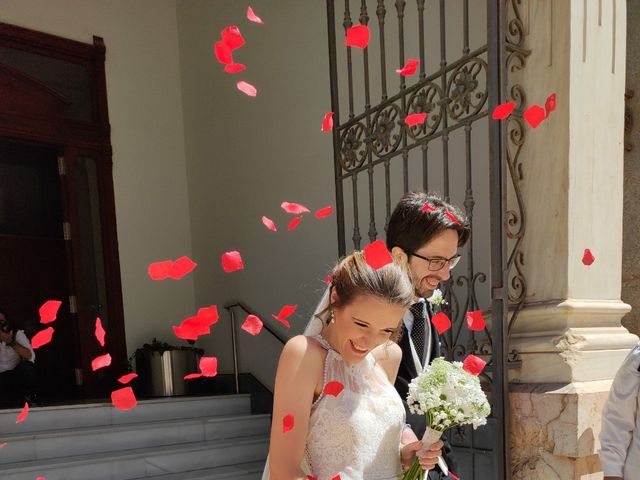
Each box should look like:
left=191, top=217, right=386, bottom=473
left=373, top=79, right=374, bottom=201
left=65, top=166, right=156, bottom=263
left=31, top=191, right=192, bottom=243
left=505, top=1, right=638, bottom=478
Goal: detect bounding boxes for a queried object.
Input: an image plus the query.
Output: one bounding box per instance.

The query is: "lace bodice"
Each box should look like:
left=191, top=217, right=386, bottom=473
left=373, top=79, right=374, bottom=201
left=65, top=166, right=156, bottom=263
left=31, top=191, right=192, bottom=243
left=304, top=334, right=405, bottom=480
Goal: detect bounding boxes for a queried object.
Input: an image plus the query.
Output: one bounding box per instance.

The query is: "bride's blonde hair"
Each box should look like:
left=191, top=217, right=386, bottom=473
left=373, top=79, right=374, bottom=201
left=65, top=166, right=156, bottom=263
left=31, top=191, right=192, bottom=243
left=318, top=250, right=413, bottom=342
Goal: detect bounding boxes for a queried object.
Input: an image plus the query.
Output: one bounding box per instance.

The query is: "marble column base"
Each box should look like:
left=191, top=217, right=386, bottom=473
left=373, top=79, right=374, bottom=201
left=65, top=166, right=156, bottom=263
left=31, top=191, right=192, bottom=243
left=510, top=381, right=611, bottom=480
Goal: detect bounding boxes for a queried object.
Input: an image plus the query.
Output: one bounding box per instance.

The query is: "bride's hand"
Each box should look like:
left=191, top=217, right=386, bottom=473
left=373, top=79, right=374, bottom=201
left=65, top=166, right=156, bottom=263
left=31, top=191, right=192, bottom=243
left=400, top=440, right=444, bottom=471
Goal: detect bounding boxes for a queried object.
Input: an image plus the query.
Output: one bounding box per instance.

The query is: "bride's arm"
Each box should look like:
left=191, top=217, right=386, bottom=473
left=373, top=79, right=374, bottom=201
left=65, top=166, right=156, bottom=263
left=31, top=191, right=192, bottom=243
left=268, top=335, right=322, bottom=480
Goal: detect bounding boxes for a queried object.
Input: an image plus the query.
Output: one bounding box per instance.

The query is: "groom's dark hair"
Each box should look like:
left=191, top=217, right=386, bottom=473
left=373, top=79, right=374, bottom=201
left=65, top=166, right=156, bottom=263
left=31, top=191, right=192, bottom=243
left=386, top=191, right=470, bottom=254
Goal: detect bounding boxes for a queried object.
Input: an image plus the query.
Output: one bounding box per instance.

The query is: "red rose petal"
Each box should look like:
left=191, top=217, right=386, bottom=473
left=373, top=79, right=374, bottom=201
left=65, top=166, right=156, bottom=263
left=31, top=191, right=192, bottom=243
left=95, top=317, right=106, bottom=347
left=262, top=215, right=277, bottom=232
left=91, top=353, right=112, bottom=372
left=345, top=24, right=370, bottom=49
left=421, top=203, right=436, bottom=212
left=224, top=63, right=246, bottom=74
left=450, top=472, right=460, bottom=480
left=214, top=41, right=233, bottom=65
left=363, top=240, right=393, bottom=270
left=173, top=307, right=218, bottom=341
left=118, top=373, right=138, bottom=384
left=466, top=310, right=486, bottom=331
left=282, top=413, right=295, bottom=433
left=15, top=402, right=28, bottom=424
left=197, top=305, right=219, bottom=327
left=199, top=356, right=218, bottom=377
left=148, top=260, right=173, bottom=280
left=523, top=105, right=546, bottom=128
left=315, top=206, right=334, bottom=219
left=445, top=210, right=462, bottom=225
left=111, top=386, right=137, bottom=411
left=237, top=81, right=257, bottom=97
left=332, top=476, right=341, bottom=480
left=222, top=250, right=244, bottom=273
left=36, top=477, right=45, bottom=480
left=281, top=201, right=310, bottom=215
left=431, top=312, right=452, bottom=334
left=168, top=256, right=197, bottom=280
left=221, top=26, right=245, bottom=51
left=0, top=442, right=6, bottom=448
left=272, top=304, right=297, bottom=328
left=491, top=101, right=516, bottom=120
left=323, top=381, right=344, bottom=397
left=404, top=112, right=427, bottom=127
left=462, top=354, right=487, bottom=376
left=247, top=6, right=264, bottom=24
left=395, top=58, right=420, bottom=76
left=184, top=373, right=203, bottom=380
left=288, top=216, right=302, bottom=231
left=582, top=248, right=595, bottom=266
left=306, top=476, right=318, bottom=480
left=31, top=327, right=54, bottom=349
left=39, top=300, right=62, bottom=324
left=545, top=93, right=557, bottom=116
left=321, top=112, right=334, bottom=133
left=324, top=274, right=332, bottom=285
left=241, top=314, right=263, bottom=336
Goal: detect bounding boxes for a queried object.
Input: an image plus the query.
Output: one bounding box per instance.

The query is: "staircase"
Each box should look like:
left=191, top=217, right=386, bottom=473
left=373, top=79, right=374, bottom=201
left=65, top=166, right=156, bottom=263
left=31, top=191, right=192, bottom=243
left=0, top=395, right=270, bottom=480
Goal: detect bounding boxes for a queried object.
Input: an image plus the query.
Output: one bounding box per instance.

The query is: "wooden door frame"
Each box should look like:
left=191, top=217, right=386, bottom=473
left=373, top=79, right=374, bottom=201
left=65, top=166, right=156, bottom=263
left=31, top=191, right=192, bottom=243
left=0, top=23, right=127, bottom=398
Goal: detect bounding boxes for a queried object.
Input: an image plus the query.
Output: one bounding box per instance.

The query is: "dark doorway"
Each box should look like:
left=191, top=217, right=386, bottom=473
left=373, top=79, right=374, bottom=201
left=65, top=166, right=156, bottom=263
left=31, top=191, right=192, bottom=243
left=0, top=24, right=127, bottom=405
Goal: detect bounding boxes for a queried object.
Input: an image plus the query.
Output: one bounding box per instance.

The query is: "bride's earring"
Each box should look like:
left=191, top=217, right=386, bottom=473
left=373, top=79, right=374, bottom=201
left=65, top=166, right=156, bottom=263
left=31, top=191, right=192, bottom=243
left=330, top=310, right=335, bottom=324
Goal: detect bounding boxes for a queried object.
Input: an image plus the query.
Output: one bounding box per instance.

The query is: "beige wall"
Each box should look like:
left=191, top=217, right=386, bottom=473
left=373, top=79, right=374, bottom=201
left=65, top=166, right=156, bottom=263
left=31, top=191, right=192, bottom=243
left=0, top=0, right=197, bottom=356
left=175, top=0, right=338, bottom=383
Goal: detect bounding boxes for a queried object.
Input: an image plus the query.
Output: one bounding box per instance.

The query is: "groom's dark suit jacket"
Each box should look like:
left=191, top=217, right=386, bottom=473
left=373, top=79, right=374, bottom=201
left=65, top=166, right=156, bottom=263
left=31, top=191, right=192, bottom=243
left=394, top=303, right=456, bottom=480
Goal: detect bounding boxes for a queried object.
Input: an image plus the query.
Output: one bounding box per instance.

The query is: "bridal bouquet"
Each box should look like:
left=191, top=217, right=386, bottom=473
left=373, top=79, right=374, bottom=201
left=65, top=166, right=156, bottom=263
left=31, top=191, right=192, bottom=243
left=401, top=357, right=491, bottom=480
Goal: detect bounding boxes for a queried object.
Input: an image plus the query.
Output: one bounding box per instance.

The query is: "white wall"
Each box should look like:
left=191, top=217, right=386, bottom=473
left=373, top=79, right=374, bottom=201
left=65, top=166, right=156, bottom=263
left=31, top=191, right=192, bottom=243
left=0, top=0, right=197, bottom=356
left=176, top=0, right=338, bottom=382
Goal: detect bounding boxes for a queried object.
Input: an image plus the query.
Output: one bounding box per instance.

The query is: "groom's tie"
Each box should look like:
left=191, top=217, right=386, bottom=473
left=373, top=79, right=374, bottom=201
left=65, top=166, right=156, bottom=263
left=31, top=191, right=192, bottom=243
left=410, top=302, right=426, bottom=364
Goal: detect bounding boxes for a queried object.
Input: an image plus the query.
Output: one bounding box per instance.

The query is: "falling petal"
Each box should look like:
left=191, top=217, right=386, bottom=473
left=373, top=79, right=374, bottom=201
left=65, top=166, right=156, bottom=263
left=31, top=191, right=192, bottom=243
left=118, top=373, right=138, bottom=385
left=363, top=240, right=393, bottom=270
left=224, top=63, right=246, bottom=74
left=395, top=58, right=420, bottom=76
left=281, top=201, right=310, bottom=214
left=288, top=216, right=302, bottom=231
left=222, top=251, right=244, bottom=273
left=582, top=248, right=595, bottom=266
left=321, top=112, right=334, bottom=133
left=237, top=81, right=257, bottom=97
left=221, top=26, right=245, bottom=51
left=492, top=101, right=516, bottom=120
left=462, top=354, right=487, bottom=376
left=214, top=41, right=233, bottom=64
left=431, top=312, right=452, bottom=334
left=241, top=314, right=263, bottom=336
left=168, top=256, right=197, bottom=280
left=404, top=112, right=427, bottom=127
left=31, top=327, right=54, bottom=349
left=323, top=381, right=344, bottom=397
left=282, top=413, right=295, bottom=433
left=247, top=6, right=264, bottom=24
left=545, top=92, right=557, bottom=116
left=111, top=387, right=137, bottom=411
left=200, top=356, right=218, bottom=377
left=315, top=206, right=334, bottom=219
left=15, top=402, right=28, bottom=424
left=262, top=216, right=277, bottom=232
left=95, top=317, right=106, bottom=347
left=345, top=25, right=370, bottom=49
left=465, top=310, right=486, bottom=331
left=91, top=353, right=112, bottom=372
left=39, top=300, right=62, bottom=324
left=523, top=105, right=546, bottom=128
left=148, top=260, right=173, bottom=280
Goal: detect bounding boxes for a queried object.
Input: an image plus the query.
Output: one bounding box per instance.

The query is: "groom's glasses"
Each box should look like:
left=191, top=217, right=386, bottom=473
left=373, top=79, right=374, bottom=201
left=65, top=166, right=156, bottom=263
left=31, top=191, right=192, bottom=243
left=410, top=252, right=461, bottom=271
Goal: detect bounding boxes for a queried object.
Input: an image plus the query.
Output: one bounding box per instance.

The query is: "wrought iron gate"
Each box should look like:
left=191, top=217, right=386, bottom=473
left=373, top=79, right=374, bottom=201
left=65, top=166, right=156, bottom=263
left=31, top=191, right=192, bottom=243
left=325, top=1, right=529, bottom=479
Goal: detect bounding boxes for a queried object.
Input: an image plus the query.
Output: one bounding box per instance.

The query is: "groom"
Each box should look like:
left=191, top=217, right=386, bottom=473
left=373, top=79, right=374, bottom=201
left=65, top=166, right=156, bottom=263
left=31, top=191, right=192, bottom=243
left=388, top=191, right=470, bottom=479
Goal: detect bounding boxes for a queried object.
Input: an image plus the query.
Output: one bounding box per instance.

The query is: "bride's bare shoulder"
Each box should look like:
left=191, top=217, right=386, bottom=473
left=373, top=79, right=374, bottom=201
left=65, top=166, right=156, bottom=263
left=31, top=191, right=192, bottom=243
left=280, top=335, right=326, bottom=365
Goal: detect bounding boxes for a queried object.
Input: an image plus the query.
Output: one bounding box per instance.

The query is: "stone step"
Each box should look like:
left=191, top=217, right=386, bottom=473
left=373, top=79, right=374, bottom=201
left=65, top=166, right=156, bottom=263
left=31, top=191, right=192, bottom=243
left=0, top=434, right=269, bottom=480
left=141, top=461, right=264, bottom=480
left=0, top=412, right=271, bottom=465
left=0, top=394, right=252, bottom=435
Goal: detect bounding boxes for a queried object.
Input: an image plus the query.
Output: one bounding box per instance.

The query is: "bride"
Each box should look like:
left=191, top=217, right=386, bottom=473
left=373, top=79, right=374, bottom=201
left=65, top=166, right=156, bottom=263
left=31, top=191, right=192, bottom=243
left=264, top=251, right=444, bottom=479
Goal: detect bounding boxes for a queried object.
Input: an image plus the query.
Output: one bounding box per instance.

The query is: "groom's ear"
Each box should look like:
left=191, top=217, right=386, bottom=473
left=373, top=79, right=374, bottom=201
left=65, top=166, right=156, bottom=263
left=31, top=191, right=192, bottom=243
left=391, top=246, right=408, bottom=263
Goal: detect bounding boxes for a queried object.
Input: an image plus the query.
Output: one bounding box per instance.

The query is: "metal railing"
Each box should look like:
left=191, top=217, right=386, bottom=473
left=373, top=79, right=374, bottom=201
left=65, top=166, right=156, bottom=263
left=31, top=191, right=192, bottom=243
left=223, top=301, right=287, bottom=394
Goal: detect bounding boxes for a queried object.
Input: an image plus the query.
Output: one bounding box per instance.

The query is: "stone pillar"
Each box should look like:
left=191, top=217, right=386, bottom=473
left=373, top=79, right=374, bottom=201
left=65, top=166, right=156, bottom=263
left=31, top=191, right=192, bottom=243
left=506, top=1, right=638, bottom=478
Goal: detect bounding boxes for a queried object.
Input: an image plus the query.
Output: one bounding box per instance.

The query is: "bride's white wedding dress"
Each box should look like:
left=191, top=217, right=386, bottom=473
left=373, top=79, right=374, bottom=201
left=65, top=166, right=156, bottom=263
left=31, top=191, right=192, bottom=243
left=263, top=330, right=405, bottom=480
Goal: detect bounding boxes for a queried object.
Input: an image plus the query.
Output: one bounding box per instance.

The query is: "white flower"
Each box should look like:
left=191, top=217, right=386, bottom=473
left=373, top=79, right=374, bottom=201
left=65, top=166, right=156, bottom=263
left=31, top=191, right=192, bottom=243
left=426, top=288, right=447, bottom=308
left=405, top=357, right=491, bottom=433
